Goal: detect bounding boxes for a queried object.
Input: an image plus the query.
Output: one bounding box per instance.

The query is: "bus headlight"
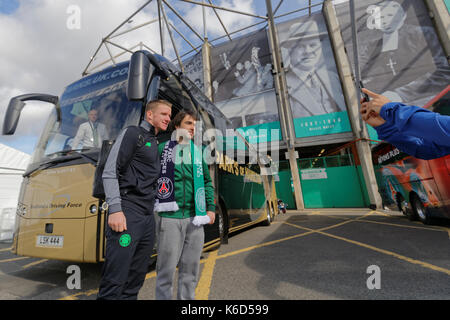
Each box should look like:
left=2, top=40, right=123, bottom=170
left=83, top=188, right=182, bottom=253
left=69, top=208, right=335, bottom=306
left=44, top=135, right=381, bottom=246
left=16, top=203, right=27, bottom=216
left=89, top=204, right=98, bottom=214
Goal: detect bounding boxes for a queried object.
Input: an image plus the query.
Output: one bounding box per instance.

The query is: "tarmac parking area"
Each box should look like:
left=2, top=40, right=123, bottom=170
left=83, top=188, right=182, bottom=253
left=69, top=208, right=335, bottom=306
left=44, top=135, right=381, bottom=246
left=1, top=209, right=449, bottom=300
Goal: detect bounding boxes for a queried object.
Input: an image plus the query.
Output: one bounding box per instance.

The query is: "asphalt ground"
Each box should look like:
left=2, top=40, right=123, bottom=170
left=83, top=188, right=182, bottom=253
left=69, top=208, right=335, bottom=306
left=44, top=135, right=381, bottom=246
left=1, top=209, right=449, bottom=301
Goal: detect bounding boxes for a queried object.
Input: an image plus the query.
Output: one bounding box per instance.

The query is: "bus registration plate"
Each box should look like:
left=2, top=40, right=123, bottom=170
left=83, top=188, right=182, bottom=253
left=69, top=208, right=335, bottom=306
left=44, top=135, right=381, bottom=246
left=36, top=235, right=64, bottom=248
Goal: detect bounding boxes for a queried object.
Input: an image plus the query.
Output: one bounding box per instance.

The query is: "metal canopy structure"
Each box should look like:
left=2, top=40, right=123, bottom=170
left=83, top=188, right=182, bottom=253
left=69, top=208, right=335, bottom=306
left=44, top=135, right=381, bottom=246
left=82, top=0, right=323, bottom=76
left=81, top=0, right=385, bottom=210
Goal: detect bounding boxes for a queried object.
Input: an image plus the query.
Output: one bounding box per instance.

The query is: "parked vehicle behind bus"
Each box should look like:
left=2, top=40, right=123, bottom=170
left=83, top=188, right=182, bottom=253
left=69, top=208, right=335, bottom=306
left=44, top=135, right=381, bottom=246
left=372, top=86, right=450, bottom=224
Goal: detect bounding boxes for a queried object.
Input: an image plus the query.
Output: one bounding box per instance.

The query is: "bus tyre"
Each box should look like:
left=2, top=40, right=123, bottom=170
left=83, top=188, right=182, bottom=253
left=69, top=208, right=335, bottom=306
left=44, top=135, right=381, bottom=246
left=396, top=194, right=408, bottom=216
left=217, top=204, right=228, bottom=245
left=261, top=204, right=272, bottom=227
left=411, top=194, right=431, bottom=225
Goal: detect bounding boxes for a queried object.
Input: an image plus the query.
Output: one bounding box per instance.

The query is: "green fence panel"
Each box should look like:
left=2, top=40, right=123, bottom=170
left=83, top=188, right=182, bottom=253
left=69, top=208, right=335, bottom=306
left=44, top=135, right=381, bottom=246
left=300, top=166, right=367, bottom=208
left=275, top=170, right=296, bottom=209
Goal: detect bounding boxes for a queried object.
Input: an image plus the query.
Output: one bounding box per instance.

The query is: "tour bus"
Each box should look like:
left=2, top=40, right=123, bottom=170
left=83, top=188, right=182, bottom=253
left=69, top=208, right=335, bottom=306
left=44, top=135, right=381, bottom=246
left=372, top=86, right=450, bottom=225
left=3, top=51, right=278, bottom=262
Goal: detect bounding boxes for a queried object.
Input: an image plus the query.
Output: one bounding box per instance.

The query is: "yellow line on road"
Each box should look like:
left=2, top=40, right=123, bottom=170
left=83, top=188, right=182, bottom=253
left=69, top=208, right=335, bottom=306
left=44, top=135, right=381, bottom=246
left=145, top=270, right=157, bottom=280
left=356, top=219, right=447, bottom=232
left=217, top=232, right=315, bottom=260
left=56, top=211, right=385, bottom=300
left=217, top=215, right=363, bottom=261
left=22, top=259, right=48, bottom=269
left=59, top=289, right=99, bottom=300
left=59, top=270, right=157, bottom=300
left=196, top=250, right=218, bottom=300
left=0, top=256, right=28, bottom=263
left=0, top=247, right=12, bottom=252
left=283, top=221, right=450, bottom=276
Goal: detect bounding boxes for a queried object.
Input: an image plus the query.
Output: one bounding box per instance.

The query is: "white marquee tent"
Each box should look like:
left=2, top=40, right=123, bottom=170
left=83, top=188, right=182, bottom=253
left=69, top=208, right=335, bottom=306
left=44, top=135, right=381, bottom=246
left=0, top=143, right=31, bottom=242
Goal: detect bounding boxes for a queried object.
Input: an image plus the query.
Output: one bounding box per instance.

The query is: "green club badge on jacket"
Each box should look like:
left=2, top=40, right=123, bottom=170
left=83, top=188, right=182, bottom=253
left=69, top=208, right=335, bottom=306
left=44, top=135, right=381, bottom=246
left=119, top=234, right=132, bottom=247
left=145, top=142, right=152, bottom=148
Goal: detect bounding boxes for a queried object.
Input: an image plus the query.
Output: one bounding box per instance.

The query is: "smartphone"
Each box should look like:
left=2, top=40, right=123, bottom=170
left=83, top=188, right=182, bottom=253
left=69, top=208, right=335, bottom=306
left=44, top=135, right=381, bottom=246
left=360, top=81, right=370, bottom=102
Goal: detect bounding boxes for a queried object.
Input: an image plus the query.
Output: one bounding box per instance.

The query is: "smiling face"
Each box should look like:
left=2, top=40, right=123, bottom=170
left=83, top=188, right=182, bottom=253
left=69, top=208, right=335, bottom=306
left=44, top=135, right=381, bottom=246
left=146, top=101, right=172, bottom=134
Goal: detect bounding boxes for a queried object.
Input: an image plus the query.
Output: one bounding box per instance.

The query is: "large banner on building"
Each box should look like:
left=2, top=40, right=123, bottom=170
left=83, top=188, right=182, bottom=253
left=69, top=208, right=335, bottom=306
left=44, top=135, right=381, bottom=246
left=183, top=51, right=205, bottom=94
left=210, top=28, right=281, bottom=143
left=277, top=14, right=352, bottom=139
left=334, top=0, right=450, bottom=107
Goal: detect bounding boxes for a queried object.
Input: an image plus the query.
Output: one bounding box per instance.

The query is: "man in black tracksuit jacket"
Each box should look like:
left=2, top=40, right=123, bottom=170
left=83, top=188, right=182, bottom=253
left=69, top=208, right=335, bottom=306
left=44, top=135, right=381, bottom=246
left=97, top=100, right=172, bottom=300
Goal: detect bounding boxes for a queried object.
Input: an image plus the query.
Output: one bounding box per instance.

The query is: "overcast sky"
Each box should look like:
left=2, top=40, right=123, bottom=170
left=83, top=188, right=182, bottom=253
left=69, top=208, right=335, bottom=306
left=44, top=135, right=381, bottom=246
left=0, top=0, right=320, bottom=155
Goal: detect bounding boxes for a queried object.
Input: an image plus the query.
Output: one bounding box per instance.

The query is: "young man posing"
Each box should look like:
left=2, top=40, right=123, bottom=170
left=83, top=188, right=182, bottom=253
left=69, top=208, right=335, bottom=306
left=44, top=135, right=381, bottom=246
left=97, top=100, right=172, bottom=300
left=155, top=109, right=216, bottom=300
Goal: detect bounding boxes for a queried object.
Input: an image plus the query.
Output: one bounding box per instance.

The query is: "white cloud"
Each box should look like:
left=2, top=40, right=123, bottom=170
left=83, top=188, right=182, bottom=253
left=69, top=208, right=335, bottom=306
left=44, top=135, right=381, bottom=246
left=183, top=0, right=259, bottom=40
left=0, top=0, right=268, bottom=154
left=0, top=0, right=161, bottom=153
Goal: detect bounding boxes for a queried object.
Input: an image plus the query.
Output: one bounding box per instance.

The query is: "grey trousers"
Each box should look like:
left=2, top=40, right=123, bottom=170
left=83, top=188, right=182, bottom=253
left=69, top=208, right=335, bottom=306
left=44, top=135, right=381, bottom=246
left=155, top=216, right=204, bottom=300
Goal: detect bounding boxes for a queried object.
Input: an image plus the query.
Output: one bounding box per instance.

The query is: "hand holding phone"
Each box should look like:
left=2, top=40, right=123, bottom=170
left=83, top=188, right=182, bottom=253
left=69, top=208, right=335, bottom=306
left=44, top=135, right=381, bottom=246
left=360, top=81, right=370, bottom=102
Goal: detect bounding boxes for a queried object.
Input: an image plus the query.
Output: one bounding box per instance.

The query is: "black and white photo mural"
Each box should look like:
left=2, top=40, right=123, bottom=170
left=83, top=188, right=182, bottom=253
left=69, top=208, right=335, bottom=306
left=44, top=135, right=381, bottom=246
left=210, top=28, right=281, bottom=144
left=334, top=0, right=450, bottom=107
left=183, top=51, right=205, bottom=93
left=277, top=13, right=352, bottom=139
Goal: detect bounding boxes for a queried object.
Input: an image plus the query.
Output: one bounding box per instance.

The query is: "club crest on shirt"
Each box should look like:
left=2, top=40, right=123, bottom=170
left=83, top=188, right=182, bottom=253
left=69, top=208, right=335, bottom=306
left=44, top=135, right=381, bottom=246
left=157, top=177, right=174, bottom=200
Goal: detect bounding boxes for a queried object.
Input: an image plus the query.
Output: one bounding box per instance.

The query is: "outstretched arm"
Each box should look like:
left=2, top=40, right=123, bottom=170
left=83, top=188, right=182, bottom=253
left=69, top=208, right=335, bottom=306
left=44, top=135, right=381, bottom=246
left=375, top=121, right=450, bottom=160
left=380, top=102, right=450, bottom=147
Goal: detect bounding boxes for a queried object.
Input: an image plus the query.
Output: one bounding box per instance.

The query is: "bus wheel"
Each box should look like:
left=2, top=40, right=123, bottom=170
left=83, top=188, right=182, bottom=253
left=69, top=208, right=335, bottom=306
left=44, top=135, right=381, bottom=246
left=217, top=204, right=228, bottom=244
left=396, top=194, right=408, bottom=216
left=411, top=194, right=431, bottom=225
left=261, top=203, right=272, bottom=226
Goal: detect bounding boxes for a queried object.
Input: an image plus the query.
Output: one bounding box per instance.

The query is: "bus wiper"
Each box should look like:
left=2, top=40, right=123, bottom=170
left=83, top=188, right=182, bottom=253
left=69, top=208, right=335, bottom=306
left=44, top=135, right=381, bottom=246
left=23, top=156, right=83, bottom=177
left=45, top=148, right=89, bottom=158
left=23, top=149, right=98, bottom=177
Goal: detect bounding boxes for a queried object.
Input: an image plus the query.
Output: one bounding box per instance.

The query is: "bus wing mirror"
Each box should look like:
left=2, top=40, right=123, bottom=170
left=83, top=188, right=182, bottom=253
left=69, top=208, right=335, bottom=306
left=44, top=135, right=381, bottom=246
left=3, top=98, right=25, bottom=135
left=127, top=51, right=155, bottom=101
left=2, top=94, right=59, bottom=135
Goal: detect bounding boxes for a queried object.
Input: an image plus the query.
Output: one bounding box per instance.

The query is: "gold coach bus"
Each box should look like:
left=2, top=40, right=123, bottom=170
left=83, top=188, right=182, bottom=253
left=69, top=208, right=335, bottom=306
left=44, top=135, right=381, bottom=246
left=3, top=51, right=278, bottom=263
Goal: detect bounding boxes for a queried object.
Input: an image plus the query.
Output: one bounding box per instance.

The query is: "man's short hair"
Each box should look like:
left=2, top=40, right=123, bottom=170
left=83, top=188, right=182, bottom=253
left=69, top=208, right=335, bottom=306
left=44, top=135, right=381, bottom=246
left=145, top=99, right=172, bottom=113
left=169, top=109, right=199, bottom=131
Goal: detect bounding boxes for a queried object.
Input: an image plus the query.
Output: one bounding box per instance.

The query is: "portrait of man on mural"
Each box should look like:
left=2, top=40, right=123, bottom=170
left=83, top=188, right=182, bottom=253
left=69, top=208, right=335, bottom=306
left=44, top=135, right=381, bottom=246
left=279, top=15, right=346, bottom=119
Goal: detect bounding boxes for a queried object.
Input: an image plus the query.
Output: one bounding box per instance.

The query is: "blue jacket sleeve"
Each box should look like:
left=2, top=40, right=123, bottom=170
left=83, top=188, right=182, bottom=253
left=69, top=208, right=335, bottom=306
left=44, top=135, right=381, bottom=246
left=375, top=103, right=450, bottom=159
left=375, top=125, right=448, bottom=160
left=380, top=102, right=450, bottom=147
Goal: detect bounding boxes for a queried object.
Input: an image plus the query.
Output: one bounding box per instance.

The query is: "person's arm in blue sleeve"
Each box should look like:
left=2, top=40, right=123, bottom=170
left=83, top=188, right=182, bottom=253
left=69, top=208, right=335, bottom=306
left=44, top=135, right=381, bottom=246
left=375, top=121, right=450, bottom=160
left=361, top=88, right=450, bottom=159
left=380, top=102, right=450, bottom=147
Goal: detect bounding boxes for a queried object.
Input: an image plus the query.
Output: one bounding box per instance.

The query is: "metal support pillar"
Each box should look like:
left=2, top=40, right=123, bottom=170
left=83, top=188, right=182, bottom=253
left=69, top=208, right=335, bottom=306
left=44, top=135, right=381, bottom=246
left=425, top=0, right=450, bottom=58
left=266, top=0, right=304, bottom=210
left=157, top=0, right=165, bottom=56
left=202, top=40, right=212, bottom=100
left=323, top=0, right=382, bottom=209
